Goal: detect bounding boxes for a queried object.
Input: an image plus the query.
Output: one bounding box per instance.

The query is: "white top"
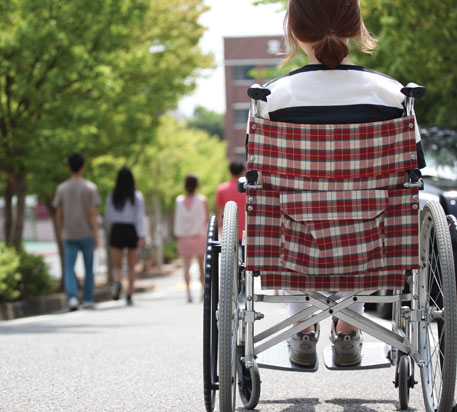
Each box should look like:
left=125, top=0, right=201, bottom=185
left=256, top=64, right=425, bottom=167
left=174, top=194, right=207, bottom=237
left=104, top=190, right=145, bottom=237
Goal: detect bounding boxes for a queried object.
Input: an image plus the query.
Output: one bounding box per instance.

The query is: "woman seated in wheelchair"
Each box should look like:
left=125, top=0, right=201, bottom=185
left=257, top=0, right=425, bottom=367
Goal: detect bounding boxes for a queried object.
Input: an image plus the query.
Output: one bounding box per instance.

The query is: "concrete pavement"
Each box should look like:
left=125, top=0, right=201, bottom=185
left=0, top=261, right=431, bottom=411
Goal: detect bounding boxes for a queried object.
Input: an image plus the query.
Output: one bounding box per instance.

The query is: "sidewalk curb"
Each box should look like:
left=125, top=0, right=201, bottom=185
left=0, top=260, right=181, bottom=322
left=0, top=286, right=112, bottom=321
left=0, top=259, right=181, bottom=322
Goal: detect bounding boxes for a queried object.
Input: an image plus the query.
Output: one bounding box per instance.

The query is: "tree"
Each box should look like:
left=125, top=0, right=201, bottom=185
left=188, top=106, right=225, bottom=140
left=133, top=114, right=229, bottom=263
left=355, top=0, right=457, bottom=126
left=255, top=0, right=457, bottom=126
left=0, top=0, right=212, bottom=248
left=135, top=114, right=229, bottom=213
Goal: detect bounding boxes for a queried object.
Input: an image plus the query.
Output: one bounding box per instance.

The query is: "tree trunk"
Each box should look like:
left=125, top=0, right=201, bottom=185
left=3, top=175, right=13, bottom=245
left=11, top=171, right=27, bottom=249
left=45, top=201, right=65, bottom=290
left=147, top=196, right=163, bottom=268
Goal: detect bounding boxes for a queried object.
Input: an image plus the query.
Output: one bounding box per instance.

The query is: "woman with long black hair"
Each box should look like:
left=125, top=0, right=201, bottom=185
left=105, top=166, right=145, bottom=306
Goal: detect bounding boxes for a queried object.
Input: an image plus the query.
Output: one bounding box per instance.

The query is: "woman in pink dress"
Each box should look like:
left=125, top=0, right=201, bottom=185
left=174, top=173, right=209, bottom=302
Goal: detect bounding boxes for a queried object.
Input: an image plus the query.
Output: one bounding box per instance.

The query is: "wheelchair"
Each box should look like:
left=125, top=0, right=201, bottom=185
left=203, top=83, right=457, bottom=412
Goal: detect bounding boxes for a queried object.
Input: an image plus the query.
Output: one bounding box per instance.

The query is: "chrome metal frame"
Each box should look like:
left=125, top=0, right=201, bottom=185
left=240, top=99, right=423, bottom=370
left=240, top=92, right=426, bottom=371
left=239, top=268, right=426, bottom=370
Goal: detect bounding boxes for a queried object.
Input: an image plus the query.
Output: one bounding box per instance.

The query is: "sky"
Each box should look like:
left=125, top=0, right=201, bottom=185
left=177, top=0, right=285, bottom=117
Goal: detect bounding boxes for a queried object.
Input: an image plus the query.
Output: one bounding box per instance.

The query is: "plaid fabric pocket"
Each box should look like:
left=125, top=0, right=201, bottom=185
left=280, top=190, right=388, bottom=275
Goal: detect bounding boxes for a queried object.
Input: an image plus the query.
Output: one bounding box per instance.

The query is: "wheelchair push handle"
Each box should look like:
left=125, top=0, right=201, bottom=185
left=401, top=83, right=426, bottom=99
left=247, top=84, right=271, bottom=102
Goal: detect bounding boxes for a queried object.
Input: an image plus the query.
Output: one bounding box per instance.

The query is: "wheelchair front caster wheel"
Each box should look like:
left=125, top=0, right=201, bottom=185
left=238, top=359, right=260, bottom=410
left=398, top=355, right=410, bottom=410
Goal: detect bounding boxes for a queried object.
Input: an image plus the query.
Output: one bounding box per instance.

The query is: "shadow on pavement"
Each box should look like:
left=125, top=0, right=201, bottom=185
left=0, top=319, right=151, bottom=335
left=256, top=397, right=417, bottom=412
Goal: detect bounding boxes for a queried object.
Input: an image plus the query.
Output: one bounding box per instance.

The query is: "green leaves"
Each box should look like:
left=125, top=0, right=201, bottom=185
left=1, top=0, right=213, bottom=201
left=188, top=106, right=225, bottom=140
left=356, top=0, right=457, bottom=126
left=134, top=114, right=229, bottom=212
left=0, top=243, right=21, bottom=302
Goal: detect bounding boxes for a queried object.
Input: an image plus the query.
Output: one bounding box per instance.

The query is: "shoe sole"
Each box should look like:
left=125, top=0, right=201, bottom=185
left=289, top=352, right=317, bottom=367
left=333, top=347, right=362, bottom=367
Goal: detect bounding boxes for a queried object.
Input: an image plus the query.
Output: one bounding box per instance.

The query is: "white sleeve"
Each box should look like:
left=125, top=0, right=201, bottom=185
left=104, top=194, right=112, bottom=229
left=413, top=112, right=421, bottom=143
left=173, top=198, right=180, bottom=237
left=135, top=191, right=145, bottom=238
left=257, top=99, right=270, bottom=120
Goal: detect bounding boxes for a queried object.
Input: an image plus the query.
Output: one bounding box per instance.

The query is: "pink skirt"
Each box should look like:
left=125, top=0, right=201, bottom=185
left=178, top=234, right=206, bottom=257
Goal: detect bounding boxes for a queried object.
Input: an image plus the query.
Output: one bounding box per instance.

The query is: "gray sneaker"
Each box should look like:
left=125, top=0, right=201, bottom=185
left=83, top=301, right=95, bottom=310
left=289, top=324, right=320, bottom=367
left=330, top=321, right=362, bottom=366
left=68, top=296, right=79, bottom=312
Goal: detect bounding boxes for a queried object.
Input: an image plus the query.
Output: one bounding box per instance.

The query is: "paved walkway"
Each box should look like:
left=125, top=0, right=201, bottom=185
left=0, top=258, right=185, bottom=322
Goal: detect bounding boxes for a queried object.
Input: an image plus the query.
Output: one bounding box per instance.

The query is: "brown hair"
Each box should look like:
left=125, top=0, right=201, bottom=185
left=283, top=0, right=376, bottom=68
left=184, top=173, right=199, bottom=194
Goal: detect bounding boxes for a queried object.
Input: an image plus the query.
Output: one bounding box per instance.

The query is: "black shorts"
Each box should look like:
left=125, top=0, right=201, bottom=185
left=110, top=223, right=139, bottom=249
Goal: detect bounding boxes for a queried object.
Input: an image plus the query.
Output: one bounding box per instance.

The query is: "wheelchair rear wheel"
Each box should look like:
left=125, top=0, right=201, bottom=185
left=219, top=202, right=239, bottom=412
left=448, top=214, right=457, bottom=280
left=203, top=215, right=219, bottom=412
left=417, top=201, right=457, bottom=412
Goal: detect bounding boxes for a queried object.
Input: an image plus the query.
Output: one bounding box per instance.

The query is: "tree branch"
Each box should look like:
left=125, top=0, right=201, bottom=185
left=35, top=54, right=59, bottom=91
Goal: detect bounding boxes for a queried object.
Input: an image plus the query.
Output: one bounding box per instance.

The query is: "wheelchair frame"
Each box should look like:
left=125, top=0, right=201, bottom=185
left=203, top=85, right=457, bottom=412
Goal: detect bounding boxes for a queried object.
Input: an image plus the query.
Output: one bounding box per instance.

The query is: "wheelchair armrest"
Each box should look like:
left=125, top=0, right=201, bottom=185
left=247, top=85, right=271, bottom=102
left=401, top=83, right=426, bottom=99
left=240, top=170, right=263, bottom=191
left=246, top=169, right=259, bottom=185
left=404, top=168, right=424, bottom=189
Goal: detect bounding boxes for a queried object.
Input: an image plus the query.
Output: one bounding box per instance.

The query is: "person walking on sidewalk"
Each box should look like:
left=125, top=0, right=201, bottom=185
left=174, top=173, right=209, bottom=303
left=105, top=167, right=145, bottom=306
left=53, top=153, right=101, bottom=311
left=215, top=160, right=246, bottom=243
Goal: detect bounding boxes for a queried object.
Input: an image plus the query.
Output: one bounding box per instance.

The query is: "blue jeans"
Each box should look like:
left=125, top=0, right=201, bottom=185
left=64, top=237, right=95, bottom=302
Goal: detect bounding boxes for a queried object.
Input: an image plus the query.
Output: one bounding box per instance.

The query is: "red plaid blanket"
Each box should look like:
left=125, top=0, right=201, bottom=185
left=245, top=116, right=420, bottom=291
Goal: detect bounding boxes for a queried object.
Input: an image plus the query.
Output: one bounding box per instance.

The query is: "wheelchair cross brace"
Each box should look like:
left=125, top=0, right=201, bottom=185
left=240, top=270, right=426, bottom=370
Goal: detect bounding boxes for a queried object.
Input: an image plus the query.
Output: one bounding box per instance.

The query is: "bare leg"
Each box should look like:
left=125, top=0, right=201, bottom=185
left=127, top=248, right=138, bottom=297
left=287, top=292, right=363, bottom=334
left=112, top=248, right=123, bottom=283
left=183, top=256, right=192, bottom=302
left=197, top=254, right=204, bottom=300
left=335, top=319, right=358, bottom=334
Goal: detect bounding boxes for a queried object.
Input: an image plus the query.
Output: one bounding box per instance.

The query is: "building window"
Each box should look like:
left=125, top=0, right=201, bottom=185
left=233, top=65, right=256, bottom=81
left=234, top=108, right=250, bottom=126
left=232, top=64, right=278, bottom=82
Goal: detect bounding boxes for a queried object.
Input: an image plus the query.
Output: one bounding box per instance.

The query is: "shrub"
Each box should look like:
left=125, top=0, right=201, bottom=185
left=17, top=250, right=56, bottom=298
left=163, top=240, right=178, bottom=263
left=0, top=243, right=21, bottom=303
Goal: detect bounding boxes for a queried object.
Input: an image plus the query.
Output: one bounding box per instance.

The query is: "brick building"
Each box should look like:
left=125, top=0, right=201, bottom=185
left=224, top=35, right=285, bottom=160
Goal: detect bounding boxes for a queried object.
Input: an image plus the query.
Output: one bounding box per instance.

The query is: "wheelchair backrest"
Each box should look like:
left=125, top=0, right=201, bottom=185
left=244, top=116, right=420, bottom=291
